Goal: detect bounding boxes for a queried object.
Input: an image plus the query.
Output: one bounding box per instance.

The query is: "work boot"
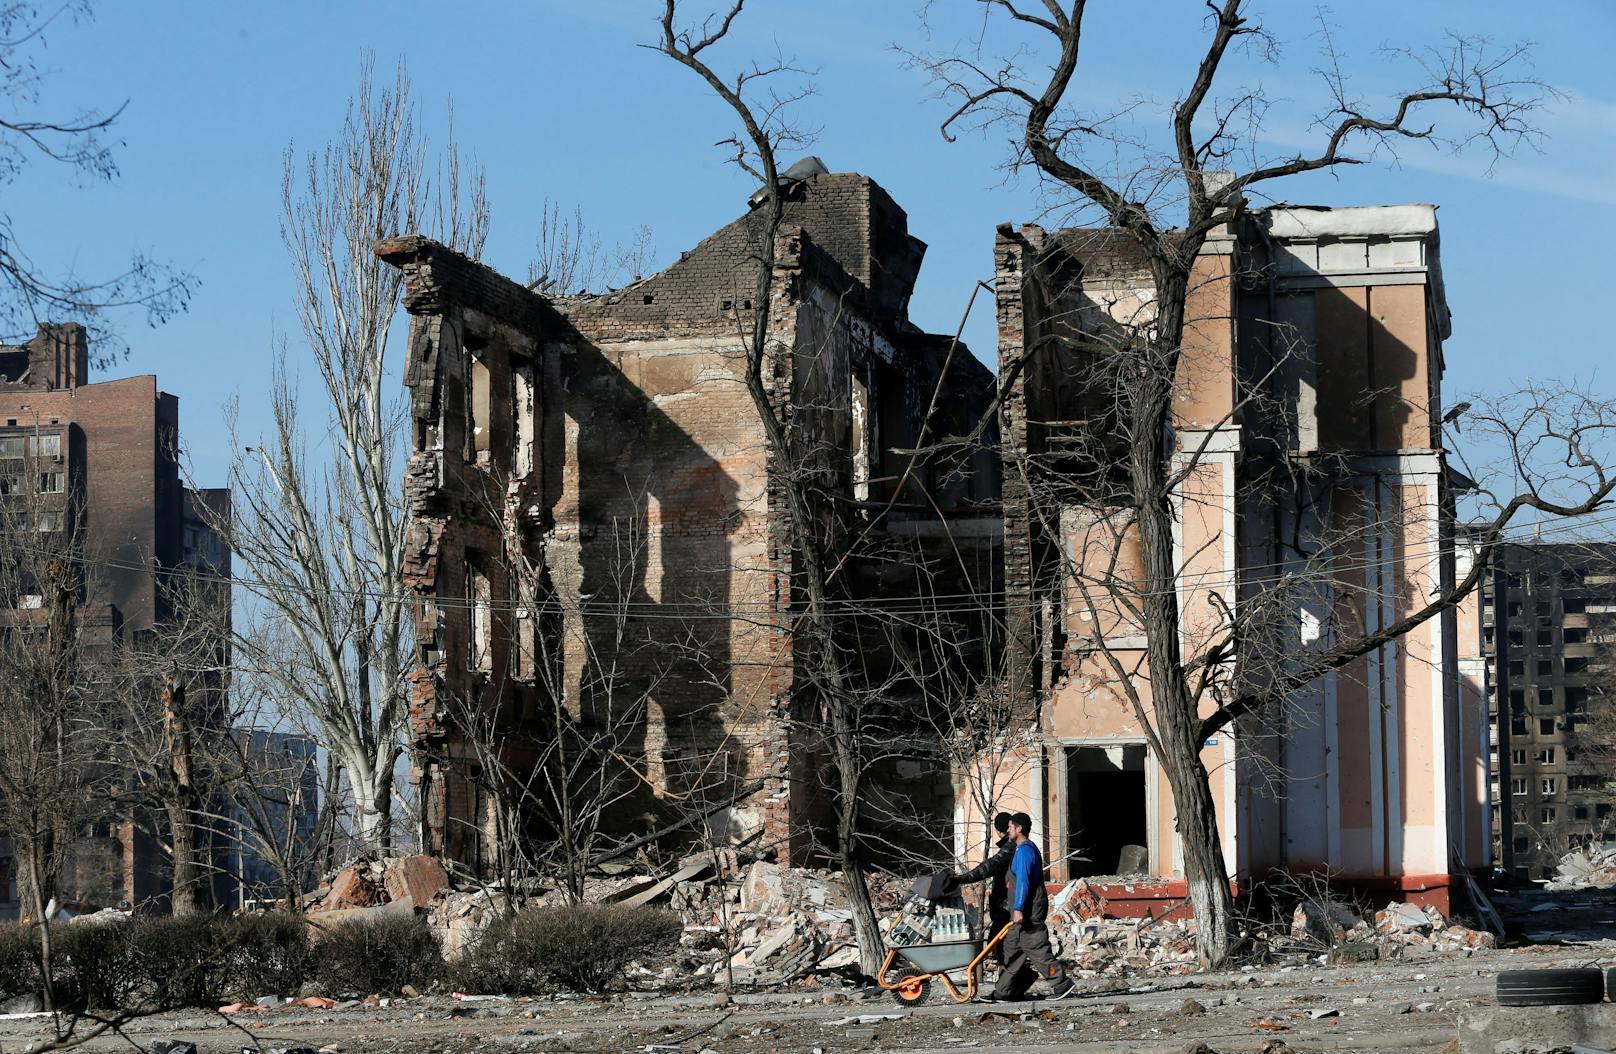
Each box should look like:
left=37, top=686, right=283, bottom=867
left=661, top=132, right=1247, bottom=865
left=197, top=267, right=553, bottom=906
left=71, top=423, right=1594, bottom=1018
left=977, top=991, right=1019, bottom=1003
left=1043, top=981, right=1077, bottom=1001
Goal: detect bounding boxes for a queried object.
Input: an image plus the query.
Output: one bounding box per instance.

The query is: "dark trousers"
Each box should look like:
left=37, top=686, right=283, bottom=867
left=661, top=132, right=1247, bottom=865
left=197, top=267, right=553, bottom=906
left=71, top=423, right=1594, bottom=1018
left=990, top=921, right=1068, bottom=997
left=987, top=907, right=1011, bottom=964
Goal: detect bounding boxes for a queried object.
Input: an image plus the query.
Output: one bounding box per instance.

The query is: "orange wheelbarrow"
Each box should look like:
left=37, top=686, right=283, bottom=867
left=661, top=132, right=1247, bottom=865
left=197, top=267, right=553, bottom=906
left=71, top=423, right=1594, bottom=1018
left=876, top=922, right=1014, bottom=1005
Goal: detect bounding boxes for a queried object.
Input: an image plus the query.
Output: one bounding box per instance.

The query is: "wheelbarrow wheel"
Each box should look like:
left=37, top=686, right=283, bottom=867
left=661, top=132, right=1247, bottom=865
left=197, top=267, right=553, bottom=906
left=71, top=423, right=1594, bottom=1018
left=891, top=969, right=932, bottom=1006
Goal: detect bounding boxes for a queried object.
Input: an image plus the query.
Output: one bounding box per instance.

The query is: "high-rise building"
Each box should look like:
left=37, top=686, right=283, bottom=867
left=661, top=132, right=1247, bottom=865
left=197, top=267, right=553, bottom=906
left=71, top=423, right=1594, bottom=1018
left=1482, top=541, right=1616, bottom=879
left=0, top=322, right=231, bottom=911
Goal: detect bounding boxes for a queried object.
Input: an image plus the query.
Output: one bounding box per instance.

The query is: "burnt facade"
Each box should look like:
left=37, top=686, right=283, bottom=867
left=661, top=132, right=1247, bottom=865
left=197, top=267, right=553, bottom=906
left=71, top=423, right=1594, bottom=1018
left=379, top=170, right=1001, bottom=871
left=1483, top=542, right=1616, bottom=879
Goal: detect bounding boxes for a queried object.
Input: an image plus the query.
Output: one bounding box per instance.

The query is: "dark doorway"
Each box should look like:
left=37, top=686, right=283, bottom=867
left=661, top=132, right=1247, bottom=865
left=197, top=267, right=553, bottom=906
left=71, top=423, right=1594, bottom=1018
left=1065, top=744, right=1149, bottom=877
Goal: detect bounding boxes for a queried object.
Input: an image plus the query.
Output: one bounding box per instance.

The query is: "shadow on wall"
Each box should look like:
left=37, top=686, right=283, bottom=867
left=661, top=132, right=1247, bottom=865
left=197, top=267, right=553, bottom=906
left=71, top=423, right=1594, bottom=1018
left=552, top=320, right=750, bottom=839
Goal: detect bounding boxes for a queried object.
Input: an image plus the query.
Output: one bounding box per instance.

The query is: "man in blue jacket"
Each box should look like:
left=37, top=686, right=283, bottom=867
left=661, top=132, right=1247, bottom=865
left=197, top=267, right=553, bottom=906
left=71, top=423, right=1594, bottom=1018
left=982, top=812, right=1073, bottom=1001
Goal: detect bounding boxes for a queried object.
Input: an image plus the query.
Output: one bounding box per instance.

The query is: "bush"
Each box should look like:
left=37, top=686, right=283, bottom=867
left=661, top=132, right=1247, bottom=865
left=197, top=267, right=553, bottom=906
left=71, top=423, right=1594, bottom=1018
left=54, top=920, right=140, bottom=1009
left=57, top=914, right=305, bottom=1010
left=315, top=913, right=441, bottom=996
left=0, top=925, right=39, bottom=1001
left=132, top=915, right=230, bottom=1009
left=218, top=913, right=313, bottom=999
left=456, top=904, right=682, bottom=995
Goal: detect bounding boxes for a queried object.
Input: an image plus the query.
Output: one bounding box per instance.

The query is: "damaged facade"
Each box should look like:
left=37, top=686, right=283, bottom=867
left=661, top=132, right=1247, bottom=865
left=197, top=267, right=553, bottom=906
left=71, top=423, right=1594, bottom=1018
left=992, top=204, right=1489, bottom=914
left=382, top=168, right=1496, bottom=916
left=378, top=169, right=1001, bottom=872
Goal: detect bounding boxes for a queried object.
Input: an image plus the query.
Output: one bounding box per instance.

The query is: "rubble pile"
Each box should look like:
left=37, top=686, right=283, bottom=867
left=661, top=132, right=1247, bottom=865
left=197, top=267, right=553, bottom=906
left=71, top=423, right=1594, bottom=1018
left=1271, top=897, right=1496, bottom=961
left=296, top=851, right=1501, bottom=995
left=1544, top=845, right=1616, bottom=890
left=1054, top=913, right=1202, bottom=977
left=1043, top=881, right=1200, bottom=977
left=1026, top=879, right=1498, bottom=977
left=667, top=858, right=907, bottom=985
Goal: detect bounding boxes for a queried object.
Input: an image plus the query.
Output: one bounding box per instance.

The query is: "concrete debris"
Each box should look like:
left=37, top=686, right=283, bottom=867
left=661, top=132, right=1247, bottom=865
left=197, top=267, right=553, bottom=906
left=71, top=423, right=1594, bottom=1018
left=1040, top=885, right=1495, bottom=978
left=279, top=845, right=1497, bottom=999
left=1381, top=901, right=1433, bottom=933
left=315, top=854, right=447, bottom=913
left=1546, top=845, right=1616, bottom=891
left=68, top=907, right=132, bottom=926
left=1291, top=899, right=1363, bottom=945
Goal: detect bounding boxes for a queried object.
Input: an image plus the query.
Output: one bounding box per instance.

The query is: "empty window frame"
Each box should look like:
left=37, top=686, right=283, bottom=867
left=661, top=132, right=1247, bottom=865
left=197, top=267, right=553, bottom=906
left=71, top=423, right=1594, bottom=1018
left=468, top=555, right=493, bottom=674
left=465, top=343, right=491, bottom=463
left=513, top=360, right=536, bottom=479
left=1064, top=744, right=1149, bottom=879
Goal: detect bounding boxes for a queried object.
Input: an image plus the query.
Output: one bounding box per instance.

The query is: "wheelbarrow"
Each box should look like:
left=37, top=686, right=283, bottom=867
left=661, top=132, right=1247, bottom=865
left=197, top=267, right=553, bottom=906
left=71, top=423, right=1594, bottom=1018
left=876, top=921, right=1015, bottom=1005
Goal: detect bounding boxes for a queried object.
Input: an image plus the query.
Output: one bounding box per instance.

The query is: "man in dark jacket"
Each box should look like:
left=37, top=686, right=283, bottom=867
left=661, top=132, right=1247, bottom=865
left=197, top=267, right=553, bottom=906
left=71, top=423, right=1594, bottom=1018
left=982, top=812, right=1073, bottom=1002
left=954, top=812, right=1014, bottom=960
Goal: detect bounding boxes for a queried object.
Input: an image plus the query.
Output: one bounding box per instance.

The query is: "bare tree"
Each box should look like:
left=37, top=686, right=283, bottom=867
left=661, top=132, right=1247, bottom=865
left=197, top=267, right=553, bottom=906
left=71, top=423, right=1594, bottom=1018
left=655, top=0, right=910, bottom=974
left=95, top=569, right=237, bottom=917
left=207, top=58, right=488, bottom=853
left=0, top=466, right=113, bottom=1009
left=0, top=2, right=193, bottom=357
left=907, top=0, right=1607, bottom=964
left=528, top=200, right=655, bottom=298
left=438, top=497, right=683, bottom=906
left=209, top=719, right=326, bottom=911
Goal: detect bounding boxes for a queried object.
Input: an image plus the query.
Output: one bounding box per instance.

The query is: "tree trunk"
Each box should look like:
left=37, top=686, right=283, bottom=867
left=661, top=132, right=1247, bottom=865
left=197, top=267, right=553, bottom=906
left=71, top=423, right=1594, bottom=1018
left=1156, top=726, right=1234, bottom=964
left=344, top=753, right=395, bottom=852
left=23, top=850, right=54, bottom=1012
left=163, top=677, right=206, bottom=916
left=1130, top=278, right=1237, bottom=966
left=166, top=799, right=203, bottom=916
left=830, top=693, right=885, bottom=976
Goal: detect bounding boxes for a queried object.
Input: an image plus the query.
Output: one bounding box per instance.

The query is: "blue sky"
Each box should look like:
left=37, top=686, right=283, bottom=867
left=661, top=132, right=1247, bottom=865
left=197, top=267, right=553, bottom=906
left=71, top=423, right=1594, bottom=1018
left=10, top=1, right=1614, bottom=488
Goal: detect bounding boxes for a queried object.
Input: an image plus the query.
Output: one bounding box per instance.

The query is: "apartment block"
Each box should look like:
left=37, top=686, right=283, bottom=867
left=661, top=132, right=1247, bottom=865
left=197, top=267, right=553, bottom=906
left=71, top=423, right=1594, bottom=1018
left=1482, top=541, right=1616, bottom=879
left=0, top=322, right=231, bottom=911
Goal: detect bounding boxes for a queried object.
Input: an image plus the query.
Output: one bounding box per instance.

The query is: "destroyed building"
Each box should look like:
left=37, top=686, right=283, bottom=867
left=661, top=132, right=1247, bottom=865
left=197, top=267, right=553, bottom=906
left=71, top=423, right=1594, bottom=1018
left=378, top=166, right=1002, bottom=872
left=1481, top=541, right=1616, bottom=880
left=990, top=204, right=1490, bottom=915
left=0, top=322, right=232, bottom=911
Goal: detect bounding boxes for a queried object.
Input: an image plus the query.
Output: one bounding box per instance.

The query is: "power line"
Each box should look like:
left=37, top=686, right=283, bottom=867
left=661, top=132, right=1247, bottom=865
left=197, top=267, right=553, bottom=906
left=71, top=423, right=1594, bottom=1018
left=29, top=505, right=1616, bottom=622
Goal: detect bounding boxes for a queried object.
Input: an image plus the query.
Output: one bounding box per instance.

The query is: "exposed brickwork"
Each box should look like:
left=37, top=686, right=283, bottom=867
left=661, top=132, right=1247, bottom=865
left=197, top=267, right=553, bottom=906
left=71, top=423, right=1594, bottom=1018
left=380, top=171, right=1001, bottom=872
